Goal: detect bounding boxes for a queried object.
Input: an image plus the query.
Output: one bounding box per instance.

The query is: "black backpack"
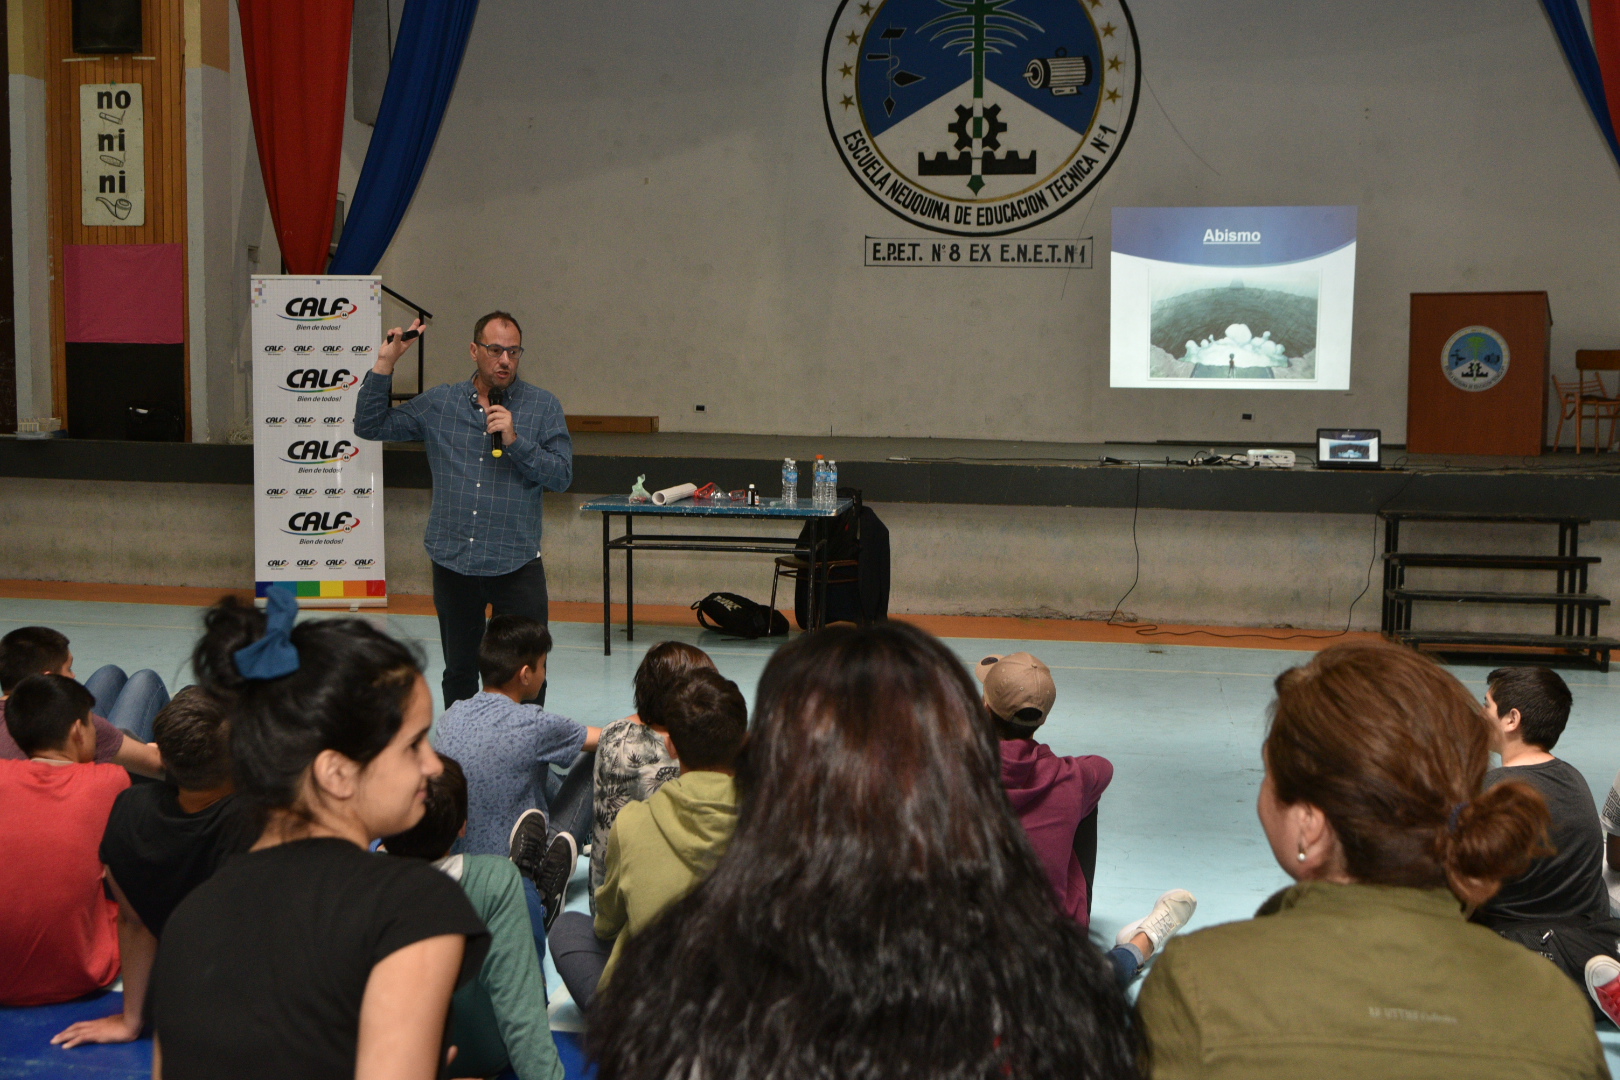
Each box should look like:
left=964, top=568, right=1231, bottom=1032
left=1483, top=914, right=1620, bottom=1021
left=692, top=592, right=788, bottom=639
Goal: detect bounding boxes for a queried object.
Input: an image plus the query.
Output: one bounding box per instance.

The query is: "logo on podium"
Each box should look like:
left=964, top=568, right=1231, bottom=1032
left=1441, top=325, right=1510, bottom=392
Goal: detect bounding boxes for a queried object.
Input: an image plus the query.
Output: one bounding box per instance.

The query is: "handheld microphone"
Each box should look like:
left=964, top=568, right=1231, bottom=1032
left=489, top=386, right=505, bottom=458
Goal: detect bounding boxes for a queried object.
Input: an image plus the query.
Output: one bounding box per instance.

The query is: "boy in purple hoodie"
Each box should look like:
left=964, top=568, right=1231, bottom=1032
left=978, top=652, right=1113, bottom=925
left=978, top=651, right=1195, bottom=985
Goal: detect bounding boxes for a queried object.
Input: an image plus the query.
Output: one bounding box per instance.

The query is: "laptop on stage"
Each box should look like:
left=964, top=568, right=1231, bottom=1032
left=1315, top=429, right=1383, bottom=470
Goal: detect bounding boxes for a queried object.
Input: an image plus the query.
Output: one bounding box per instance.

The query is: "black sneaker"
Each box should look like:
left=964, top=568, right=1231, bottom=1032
left=535, top=830, right=577, bottom=931
left=508, top=808, right=552, bottom=881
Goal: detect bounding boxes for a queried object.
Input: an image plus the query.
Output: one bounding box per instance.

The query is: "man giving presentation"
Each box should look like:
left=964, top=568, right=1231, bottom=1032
left=354, top=311, right=572, bottom=707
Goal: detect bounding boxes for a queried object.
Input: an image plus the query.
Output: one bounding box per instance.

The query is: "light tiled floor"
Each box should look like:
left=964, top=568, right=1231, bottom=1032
left=4, top=596, right=1620, bottom=1071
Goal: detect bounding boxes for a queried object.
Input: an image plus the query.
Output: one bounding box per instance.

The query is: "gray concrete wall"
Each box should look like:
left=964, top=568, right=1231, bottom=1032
left=7, top=477, right=1618, bottom=634
left=356, top=0, right=1620, bottom=450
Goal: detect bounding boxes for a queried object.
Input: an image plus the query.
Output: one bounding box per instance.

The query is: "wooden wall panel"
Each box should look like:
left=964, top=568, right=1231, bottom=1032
left=45, top=0, right=189, bottom=431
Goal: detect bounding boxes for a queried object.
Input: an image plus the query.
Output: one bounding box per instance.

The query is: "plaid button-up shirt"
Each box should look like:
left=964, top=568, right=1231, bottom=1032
left=354, top=372, right=572, bottom=576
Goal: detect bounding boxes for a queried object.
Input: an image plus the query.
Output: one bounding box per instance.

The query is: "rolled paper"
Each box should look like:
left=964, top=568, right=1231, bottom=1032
left=651, top=482, right=698, bottom=506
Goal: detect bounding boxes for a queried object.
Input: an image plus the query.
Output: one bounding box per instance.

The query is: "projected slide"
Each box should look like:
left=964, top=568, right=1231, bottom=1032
left=1109, top=206, right=1357, bottom=390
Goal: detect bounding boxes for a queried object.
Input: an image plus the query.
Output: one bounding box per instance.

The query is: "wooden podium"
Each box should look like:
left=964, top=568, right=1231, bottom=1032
left=1407, top=292, right=1551, bottom=455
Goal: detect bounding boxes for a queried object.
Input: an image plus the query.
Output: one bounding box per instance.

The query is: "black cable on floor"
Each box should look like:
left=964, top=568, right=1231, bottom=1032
left=1098, top=460, right=1421, bottom=644
left=1103, top=464, right=1143, bottom=626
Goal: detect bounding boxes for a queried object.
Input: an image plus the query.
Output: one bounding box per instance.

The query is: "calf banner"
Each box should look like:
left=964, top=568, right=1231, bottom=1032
left=250, top=276, right=387, bottom=607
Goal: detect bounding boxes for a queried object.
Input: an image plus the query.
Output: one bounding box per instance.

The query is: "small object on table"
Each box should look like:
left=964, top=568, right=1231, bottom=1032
left=629, top=474, right=651, bottom=503
left=652, top=482, right=698, bottom=506
left=692, top=482, right=718, bottom=499
left=746, top=484, right=759, bottom=507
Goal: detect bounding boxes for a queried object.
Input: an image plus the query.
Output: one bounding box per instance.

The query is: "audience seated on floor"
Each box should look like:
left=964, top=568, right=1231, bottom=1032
left=978, top=650, right=1195, bottom=986
left=151, top=590, right=490, bottom=1080
left=52, top=686, right=252, bottom=1048
left=1136, top=641, right=1607, bottom=1080
left=0, top=626, right=163, bottom=776
left=588, top=641, right=708, bottom=912
left=434, top=615, right=600, bottom=857
left=382, top=755, right=565, bottom=1080
left=587, top=622, right=1143, bottom=1080
left=1473, top=666, right=1620, bottom=1019
left=552, top=666, right=746, bottom=1009
left=0, top=674, right=130, bottom=1006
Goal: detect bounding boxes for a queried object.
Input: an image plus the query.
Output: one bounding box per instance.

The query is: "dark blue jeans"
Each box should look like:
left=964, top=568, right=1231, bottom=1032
left=542, top=751, right=595, bottom=849
left=519, top=876, right=551, bottom=1006
left=549, top=910, right=613, bottom=1008
left=1108, top=942, right=1144, bottom=988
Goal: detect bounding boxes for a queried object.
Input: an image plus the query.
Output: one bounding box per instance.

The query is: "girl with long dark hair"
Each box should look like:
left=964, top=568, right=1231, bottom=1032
left=150, top=590, right=490, bottom=1080
left=588, top=620, right=1144, bottom=1080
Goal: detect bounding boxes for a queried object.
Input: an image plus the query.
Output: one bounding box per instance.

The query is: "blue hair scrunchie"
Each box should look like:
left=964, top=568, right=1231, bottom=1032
left=234, top=585, right=301, bottom=680
left=1447, top=801, right=1469, bottom=834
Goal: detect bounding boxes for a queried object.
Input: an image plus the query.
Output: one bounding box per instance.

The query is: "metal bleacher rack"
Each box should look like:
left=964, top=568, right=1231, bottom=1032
left=1380, top=511, right=1617, bottom=671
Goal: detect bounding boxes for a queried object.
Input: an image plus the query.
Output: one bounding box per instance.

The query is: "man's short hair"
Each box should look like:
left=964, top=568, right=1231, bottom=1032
left=633, top=641, right=715, bottom=730
left=473, top=310, right=522, bottom=344
left=153, top=687, right=231, bottom=790
left=1488, top=665, right=1574, bottom=751
left=382, top=755, right=468, bottom=861
left=6, top=674, right=94, bottom=756
left=479, top=615, right=553, bottom=688
left=0, top=626, right=70, bottom=693
left=661, top=668, right=747, bottom=771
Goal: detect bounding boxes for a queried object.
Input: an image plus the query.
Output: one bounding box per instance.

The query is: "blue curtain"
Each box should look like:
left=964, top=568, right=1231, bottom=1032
left=329, top=0, right=481, bottom=274
left=1540, top=0, right=1620, bottom=167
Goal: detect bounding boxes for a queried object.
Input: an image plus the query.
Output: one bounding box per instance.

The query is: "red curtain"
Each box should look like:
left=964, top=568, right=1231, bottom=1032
left=1593, top=0, right=1620, bottom=141
left=237, top=0, right=353, bottom=274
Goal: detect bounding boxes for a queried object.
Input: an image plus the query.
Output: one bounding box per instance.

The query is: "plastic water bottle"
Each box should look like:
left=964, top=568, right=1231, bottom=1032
left=813, top=455, right=828, bottom=506
left=826, top=460, right=839, bottom=505
left=782, top=458, right=798, bottom=505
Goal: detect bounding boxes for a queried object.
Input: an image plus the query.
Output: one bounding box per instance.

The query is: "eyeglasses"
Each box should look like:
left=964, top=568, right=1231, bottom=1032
left=475, top=342, right=525, bottom=360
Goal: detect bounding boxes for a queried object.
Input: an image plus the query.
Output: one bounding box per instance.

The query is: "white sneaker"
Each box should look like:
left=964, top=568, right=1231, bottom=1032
left=1115, top=889, right=1198, bottom=954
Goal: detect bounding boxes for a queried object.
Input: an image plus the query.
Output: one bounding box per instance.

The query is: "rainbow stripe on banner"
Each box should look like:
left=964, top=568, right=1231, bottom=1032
left=256, top=580, right=387, bottom=600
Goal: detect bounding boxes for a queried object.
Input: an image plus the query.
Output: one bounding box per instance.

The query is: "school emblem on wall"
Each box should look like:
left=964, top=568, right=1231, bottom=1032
left=823, top=0, right=1139, bottom=236
left=1441, top=325, right=1510, bottom=392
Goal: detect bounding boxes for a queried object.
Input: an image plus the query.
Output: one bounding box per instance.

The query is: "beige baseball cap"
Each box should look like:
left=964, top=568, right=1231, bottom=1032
left=974, top=652, right=1056, bottom=728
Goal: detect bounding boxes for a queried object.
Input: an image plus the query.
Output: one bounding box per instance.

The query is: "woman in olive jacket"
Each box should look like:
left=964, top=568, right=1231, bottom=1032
left=1138, top=641, right=1607, bottom=1080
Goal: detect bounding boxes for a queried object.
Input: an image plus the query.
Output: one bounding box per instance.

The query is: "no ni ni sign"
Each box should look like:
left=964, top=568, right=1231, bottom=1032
left=80, top=83, right=145, bottom=227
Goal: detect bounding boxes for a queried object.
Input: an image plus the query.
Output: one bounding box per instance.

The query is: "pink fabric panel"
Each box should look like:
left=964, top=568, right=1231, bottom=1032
left=63, top=244, right=185, bottom=344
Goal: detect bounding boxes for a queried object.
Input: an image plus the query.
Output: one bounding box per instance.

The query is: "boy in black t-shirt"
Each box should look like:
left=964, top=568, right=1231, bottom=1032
left=52, top=687, right=250, bottom=1049
left=1473, top=667, right=1620, bottom=1019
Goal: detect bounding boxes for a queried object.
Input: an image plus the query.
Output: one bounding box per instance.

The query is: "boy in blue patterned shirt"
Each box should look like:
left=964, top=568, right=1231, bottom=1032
left=433, top=616, right=600, bottom=857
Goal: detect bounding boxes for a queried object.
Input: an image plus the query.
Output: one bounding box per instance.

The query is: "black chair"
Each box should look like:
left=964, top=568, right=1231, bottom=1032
left=768, top=489, right=868, bottom=630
